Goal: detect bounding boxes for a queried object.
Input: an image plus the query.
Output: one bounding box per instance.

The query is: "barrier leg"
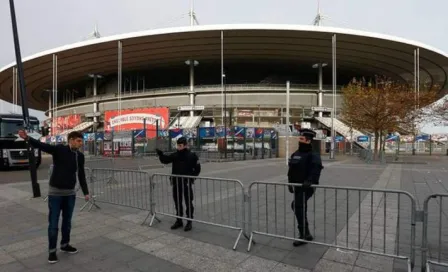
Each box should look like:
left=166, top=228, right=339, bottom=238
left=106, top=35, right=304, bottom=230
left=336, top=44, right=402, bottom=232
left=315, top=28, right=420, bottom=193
left=80, top=195, right=100, bottom=212
left=142, top=211, right=161, bottom=226
left=148, top=213, right=160, bottom=227
left=233, top=229, right=243, bottom=250
left=247, top=233, right=254, bottom=252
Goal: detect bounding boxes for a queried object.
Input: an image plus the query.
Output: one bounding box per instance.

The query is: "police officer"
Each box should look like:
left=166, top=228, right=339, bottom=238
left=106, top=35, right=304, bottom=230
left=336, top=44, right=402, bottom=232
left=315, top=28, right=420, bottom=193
left=288, top=128, right=323, bottom=246
left=156, top=137, right=201, bottom=231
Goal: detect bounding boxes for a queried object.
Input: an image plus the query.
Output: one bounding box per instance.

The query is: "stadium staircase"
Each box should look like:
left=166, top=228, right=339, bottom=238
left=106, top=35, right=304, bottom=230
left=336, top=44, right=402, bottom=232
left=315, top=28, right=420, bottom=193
left=60, top=121, right=95, bottom=136
left=314, top=117, right=369, bottom=149
left=169, top=116, right=202, bottom=129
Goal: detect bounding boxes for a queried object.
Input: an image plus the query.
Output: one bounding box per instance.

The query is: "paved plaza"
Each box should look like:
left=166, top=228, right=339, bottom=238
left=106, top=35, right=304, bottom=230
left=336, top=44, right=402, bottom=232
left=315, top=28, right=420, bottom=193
left=0, top=154, right=447, bottom=271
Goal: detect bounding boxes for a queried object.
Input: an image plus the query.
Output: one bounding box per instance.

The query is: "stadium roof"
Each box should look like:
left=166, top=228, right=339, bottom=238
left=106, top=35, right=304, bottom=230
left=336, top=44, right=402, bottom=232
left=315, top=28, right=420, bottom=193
left=1, top=24, right=448, bottom=111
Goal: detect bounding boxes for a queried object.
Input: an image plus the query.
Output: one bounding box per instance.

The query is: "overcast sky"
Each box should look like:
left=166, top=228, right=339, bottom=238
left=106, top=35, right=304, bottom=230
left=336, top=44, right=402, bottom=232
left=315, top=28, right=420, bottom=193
left=1, top=0, right=447, bottom=131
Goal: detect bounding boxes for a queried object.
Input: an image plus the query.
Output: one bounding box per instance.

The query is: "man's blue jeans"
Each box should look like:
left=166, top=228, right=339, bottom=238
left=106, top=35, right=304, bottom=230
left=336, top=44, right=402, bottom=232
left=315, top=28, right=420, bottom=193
left=47, top=195, right=76, bottom=253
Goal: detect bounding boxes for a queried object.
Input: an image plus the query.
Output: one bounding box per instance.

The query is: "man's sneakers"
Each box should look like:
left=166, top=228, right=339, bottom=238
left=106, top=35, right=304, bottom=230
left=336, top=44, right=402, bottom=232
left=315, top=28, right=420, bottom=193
left=49, top=245, right=78, bottom=264
left=61, top=244, right=78, bottom=254
left=293, top=235, right=314, bottom=247
left=48, top=252, right=58, bottom=264
left=171, top=220, right=193, bottom=232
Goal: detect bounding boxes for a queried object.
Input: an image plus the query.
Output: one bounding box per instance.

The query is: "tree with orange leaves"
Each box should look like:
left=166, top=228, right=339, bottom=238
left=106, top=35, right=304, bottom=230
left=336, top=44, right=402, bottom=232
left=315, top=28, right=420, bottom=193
left=341, top=76, right=437, bottom=158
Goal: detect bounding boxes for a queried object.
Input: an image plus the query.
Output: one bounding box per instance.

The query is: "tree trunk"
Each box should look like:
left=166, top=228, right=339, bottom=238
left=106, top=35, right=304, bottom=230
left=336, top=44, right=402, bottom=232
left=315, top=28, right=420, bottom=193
left=374, top=130, right=379, bottom=160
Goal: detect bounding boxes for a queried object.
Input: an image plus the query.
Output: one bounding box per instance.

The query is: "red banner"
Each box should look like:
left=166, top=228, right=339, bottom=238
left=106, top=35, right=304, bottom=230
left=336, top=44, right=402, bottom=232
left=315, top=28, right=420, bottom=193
left=104, top=107, right=169, bottom=138
left=52, top=115, right=81, bottom=135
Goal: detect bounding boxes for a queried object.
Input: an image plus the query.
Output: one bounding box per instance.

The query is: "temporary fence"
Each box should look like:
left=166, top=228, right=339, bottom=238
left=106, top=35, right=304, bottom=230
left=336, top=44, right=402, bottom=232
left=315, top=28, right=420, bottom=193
left=246, top=182, right=417, bottom=271
left=43, top=165, right=92, bottom=204
left=82, top=168, right=153, bottom=213
left=148, top=173, right=246, bottom=250
left=421, top=194, right=448, bottom=272
left=75, top=169, right=448, bottom=269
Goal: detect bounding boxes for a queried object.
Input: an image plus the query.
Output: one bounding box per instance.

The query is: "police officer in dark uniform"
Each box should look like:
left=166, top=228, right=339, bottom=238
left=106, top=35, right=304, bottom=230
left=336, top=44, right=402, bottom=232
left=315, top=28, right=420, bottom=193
left=156, top=137, right=201, bottom=231
left=288, top=129, right=324, bottom=246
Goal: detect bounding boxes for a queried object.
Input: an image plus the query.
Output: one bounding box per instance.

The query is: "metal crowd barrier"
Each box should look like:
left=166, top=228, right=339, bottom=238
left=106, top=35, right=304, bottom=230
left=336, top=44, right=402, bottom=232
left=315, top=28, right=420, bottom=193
left=82, top=168, right=153, bottom=214
left=85, top=157, right=115, bottom=169
left=43, top=165, right=92, bottom=205
left=148, top=173, right=246, bottom=250
left=421, top=194, right=448, bottom=272
left=246, top=182, right=417, bottom=271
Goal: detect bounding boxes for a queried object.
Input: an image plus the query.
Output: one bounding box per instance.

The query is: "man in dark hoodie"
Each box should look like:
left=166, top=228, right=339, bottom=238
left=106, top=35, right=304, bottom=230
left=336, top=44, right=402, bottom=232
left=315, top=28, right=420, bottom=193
left=18, top=130, right=89, bottom=264
left=287, top=128, right=323, bottom=247
left=156, top=137, right=201, bottom=231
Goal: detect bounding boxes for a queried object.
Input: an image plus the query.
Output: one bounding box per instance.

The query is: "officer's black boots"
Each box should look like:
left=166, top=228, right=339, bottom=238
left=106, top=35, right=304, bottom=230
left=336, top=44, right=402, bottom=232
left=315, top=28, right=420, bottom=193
left=171, top=219, right=183, bottom=230
left=293, top=227, right=314, bottom=247
left=293, top=234, right=314, bottom=247
left=184, top=221, right=192, bottom=232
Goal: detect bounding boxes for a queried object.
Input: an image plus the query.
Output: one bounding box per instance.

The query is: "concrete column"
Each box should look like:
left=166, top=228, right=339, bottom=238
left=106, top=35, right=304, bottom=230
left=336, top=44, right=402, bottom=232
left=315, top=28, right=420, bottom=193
left=318, top=63, right=323, bottom=117
left=93, top=75, right=98, bottom=122
left=189, top=61, right=195, bottom=117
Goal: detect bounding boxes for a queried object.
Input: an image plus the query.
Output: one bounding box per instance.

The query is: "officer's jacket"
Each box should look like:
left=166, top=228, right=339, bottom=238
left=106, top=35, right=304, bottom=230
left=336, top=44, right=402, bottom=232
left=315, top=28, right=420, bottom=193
left=287, top=150, right=323, bottom=185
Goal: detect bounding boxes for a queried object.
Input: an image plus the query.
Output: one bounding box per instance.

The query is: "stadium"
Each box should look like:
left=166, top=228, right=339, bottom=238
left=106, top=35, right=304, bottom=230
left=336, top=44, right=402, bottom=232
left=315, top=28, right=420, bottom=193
left=0, top=24, right=447, bottom=153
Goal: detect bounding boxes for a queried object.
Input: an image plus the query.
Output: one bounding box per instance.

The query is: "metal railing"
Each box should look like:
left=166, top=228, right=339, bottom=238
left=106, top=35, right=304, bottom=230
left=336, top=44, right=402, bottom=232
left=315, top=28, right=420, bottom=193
left=246, top=182, right=417, bottom=271
left=43, top=166, right=92, bottom=204
left=148, top=173, right=247, bottom=250
left=74, top=168, right=448, bottom=270
left=83, top=168, right=152, bottom=213
left=421, top=194, right=448, bottom=271
left=52, top=83, right=343, bottom=111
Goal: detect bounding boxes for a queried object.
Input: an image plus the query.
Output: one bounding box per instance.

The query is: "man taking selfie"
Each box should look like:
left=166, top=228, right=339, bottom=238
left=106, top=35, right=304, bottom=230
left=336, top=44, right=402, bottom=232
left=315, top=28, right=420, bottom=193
left=18, top=130, right=90, bottom=264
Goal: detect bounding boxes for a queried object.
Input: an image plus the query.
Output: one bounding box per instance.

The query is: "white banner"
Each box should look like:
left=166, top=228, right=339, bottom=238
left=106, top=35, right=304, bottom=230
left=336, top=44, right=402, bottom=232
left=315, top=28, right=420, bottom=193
left=110, top=113, right=165, bottom=128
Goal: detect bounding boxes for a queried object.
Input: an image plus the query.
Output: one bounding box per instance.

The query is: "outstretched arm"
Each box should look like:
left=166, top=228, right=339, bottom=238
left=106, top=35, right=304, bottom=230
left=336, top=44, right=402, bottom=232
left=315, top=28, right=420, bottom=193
left=156, top=149, right=175, bottom=164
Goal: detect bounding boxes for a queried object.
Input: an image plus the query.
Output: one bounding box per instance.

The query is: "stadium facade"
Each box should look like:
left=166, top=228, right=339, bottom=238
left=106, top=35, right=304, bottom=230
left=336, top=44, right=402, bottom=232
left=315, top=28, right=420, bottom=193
left=0, top=24, right=447, bottom=147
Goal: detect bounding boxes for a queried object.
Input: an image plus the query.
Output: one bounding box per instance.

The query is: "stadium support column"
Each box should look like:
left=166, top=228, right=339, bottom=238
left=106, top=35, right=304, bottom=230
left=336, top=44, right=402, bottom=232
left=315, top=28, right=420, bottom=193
left=221, top=30, right=224, bottom=126
left=186, top=60, right=198, bottom=117
left=312, top=62, right=327, bottom=117
left=89, top=74, right=102, bottom=123
left=286, top=81, right=290, bottom=165
left=318, top=63, right=323, bottom=117
left=330, top=34, right=337, bottom=160
left=52, top=54, right=58, bottom=137
left=118, top=41, right=123, bottom=130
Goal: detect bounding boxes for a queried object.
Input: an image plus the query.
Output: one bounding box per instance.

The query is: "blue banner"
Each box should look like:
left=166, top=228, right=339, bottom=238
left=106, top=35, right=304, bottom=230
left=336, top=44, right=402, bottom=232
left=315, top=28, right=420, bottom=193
left=169, top=129, right=183, bottom=138
left=357, top=135, right=369, bottom=142
left=199, top=127, right=215, bottom=138
left=234, top=126, right=245, bottom=138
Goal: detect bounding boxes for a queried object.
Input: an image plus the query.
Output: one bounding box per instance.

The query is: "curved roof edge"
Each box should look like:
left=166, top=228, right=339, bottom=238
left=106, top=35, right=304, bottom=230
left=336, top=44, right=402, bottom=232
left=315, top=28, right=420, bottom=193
left=1, top=24, right=448, bottom=73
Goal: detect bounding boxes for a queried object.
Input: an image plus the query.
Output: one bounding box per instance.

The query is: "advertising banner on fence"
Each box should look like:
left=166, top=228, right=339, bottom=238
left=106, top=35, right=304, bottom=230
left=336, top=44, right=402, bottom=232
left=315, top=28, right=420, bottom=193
left=104, top=107, right=169, bottom=138
left=199, top=127, right=215, bottom=138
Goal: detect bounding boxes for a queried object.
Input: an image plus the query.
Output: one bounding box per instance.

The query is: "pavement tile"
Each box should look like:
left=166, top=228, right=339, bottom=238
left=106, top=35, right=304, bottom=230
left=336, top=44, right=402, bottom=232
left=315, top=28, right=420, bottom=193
left=238, top=256, right=278, bottom=272
left=0, top=249, right=16, bottom=265
left=134, top=240, right=167, bottom=254
left=313, top=259, right=353, bottom=272
left=0, top=261, right=25, bottom=272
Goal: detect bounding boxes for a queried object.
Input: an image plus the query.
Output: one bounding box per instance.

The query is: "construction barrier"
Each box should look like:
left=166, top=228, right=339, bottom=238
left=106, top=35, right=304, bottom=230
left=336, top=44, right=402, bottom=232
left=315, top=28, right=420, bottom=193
left=148, top=173, right=246, bottom=250
left=246, top=182, right=417, bottom=272
left=421, top=194, right=448, bottom=272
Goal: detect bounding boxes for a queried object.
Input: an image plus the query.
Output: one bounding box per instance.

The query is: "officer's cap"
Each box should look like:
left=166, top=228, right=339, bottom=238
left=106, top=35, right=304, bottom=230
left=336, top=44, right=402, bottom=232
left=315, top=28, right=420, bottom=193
left=177, top=137, right=187, bottom=145
left=299, top=129, right=316, bottom=139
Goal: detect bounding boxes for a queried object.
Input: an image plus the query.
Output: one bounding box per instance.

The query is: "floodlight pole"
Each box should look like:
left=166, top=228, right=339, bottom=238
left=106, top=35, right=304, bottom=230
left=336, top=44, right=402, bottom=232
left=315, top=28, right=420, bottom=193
left=9, top=0, right=41, bottom=197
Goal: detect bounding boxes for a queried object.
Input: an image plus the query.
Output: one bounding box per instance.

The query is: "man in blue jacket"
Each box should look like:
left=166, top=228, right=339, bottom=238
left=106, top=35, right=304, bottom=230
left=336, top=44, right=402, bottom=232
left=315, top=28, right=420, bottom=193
left=288, top=129, right=323, bottom=247
left=18, top=130, right=90, bottom=264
